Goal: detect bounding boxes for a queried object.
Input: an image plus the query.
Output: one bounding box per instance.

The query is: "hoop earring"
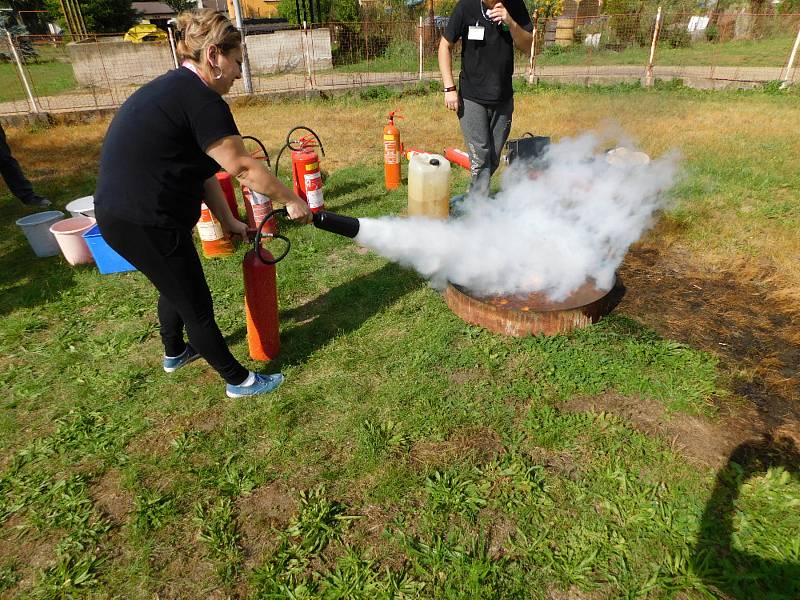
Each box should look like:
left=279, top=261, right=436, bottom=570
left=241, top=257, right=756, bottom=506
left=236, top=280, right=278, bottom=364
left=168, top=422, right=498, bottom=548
left=212, top=65, right=223, bottom=80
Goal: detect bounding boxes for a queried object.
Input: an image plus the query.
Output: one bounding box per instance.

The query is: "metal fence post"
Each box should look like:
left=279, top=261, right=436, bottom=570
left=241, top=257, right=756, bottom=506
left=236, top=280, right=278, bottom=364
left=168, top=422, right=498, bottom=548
left=167, top=26, right=179, bottom=69
left=6, top=30, right=39, bottom=113
left=645, top=7, right=663, bottom=87
left=302, top=21, right=314, bottom=90
left=419, top=16, right=423, bottom=81
left=781, top=25, right=800, bottom=88
left=230, top=0, right=253, bottom=94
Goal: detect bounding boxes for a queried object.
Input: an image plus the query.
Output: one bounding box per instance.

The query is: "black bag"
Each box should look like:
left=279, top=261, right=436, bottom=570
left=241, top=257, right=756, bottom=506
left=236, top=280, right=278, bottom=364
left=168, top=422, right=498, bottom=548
left=505, top=133, right=550, bottom=165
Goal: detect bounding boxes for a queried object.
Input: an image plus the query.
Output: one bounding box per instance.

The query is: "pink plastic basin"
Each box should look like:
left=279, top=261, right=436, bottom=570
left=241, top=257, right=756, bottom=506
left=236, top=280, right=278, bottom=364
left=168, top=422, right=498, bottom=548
left=49, top=216, right=96, bottom=265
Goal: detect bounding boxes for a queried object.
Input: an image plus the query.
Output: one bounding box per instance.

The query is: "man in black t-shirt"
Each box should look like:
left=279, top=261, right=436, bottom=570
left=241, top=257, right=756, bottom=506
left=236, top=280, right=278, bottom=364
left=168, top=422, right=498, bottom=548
left=439, top=0, right=532, bottom=195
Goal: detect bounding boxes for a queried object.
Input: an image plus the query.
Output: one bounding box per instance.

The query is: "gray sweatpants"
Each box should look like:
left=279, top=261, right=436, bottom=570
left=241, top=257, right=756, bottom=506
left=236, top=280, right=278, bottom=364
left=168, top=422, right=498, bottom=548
left=458, top=95, right=514, bottom=195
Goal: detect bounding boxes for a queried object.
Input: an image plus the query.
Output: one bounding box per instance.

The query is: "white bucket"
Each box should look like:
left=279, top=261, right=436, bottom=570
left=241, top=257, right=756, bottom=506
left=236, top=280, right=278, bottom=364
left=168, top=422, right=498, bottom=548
left=15, top=210, right=65, bottom=257
left=66, top=195, right=95, bottom=218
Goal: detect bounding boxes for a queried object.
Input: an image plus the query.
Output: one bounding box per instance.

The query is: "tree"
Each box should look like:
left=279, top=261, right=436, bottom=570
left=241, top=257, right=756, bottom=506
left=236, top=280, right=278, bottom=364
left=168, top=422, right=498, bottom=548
left=0, top=13, right=38, bottom=62
left=44, top=0, right=139, bottom=33
left=277, top=0, right=359, bottom=24
left=163, top=0, right=197, bottom=14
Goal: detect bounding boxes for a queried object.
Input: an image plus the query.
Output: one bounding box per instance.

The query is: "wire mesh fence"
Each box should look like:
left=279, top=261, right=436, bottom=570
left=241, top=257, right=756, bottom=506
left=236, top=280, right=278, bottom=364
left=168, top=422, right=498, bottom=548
left=0, top=12, right=797, bottom=116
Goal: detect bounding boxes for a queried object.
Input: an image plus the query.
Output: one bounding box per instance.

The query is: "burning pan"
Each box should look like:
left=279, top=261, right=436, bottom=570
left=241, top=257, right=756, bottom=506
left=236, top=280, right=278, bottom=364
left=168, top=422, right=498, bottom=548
left=445, top=276, right=625, bottom=337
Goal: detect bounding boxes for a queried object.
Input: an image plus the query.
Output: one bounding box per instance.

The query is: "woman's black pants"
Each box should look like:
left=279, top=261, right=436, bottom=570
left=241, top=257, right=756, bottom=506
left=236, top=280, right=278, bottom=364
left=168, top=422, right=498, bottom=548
left=96, top=209, right=249, bottom=386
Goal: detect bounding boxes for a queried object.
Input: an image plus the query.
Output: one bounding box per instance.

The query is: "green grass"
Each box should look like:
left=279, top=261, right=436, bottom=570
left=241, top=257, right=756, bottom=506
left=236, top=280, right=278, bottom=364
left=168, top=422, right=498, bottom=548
left=532, top=34, right=797, bottom=67
left=0, top=46, right=78, bottom=103
left=1, top=86, right=799, bottom=598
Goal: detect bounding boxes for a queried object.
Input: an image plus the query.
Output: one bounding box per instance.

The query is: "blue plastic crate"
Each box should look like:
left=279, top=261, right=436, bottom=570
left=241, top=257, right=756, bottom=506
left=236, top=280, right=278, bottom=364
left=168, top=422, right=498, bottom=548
left=82, top=224, right=136, bottom=274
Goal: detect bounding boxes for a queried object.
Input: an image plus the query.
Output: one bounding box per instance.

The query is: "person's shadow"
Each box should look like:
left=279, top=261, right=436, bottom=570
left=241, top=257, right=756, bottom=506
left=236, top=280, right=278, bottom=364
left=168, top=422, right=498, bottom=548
left=227, top=261, right=425, bottom=369
left=693, top=429, right=800, bottom=597
left=0, top=239, right=78, bottom=317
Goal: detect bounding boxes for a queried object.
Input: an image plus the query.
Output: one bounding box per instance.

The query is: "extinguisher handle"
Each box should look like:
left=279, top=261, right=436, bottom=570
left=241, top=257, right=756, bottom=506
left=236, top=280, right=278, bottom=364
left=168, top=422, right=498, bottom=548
left=241, top=135, right=271, bottom=168
left=254, top=208, right=291, bottom=265
left=286, top=126, right=325, bottom=156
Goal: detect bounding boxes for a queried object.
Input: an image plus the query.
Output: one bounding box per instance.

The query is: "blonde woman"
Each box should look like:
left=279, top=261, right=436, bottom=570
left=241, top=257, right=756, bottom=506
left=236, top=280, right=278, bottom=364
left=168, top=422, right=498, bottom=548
left=94, top=9, right=311, bottom=398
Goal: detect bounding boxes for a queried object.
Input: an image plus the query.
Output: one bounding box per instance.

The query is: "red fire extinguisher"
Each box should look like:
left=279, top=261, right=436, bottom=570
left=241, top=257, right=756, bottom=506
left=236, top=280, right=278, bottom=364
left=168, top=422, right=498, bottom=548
left=240, top=135, right=278, bottom=237
left=243, top=208, right=292, bottom=361
left=275, top=126, right=326, bottom=214
left=384, top=110, right=402, bottom=190
left=215, top=171, right=240, bottom=219
left=444, top=147, right=471, bottom=171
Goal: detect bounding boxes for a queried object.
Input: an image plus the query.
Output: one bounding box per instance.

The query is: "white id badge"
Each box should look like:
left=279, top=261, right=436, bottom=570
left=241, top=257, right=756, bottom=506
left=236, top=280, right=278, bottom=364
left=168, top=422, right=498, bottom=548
left=468, top=25, right=485, bottom=41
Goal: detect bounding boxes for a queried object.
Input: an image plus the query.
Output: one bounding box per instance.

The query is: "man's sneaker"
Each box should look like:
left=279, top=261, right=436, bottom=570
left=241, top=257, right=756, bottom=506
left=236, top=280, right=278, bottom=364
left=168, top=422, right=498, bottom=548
left=22, top=195, right=52, bottom=207
left=163, top=344, right=200, bottom=373
left=226, top=373, right=284, bottom=398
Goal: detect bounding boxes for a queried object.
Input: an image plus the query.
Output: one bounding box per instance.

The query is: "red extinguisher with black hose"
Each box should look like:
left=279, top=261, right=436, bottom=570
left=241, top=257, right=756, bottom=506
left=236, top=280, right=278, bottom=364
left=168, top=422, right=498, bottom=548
left=240, top=135, right=278, bottom=236
left=274, top=126, right=326, bottom=214
left=243, top=209, right=292, bottom=361
left=243, top=207, right=361, bottom=361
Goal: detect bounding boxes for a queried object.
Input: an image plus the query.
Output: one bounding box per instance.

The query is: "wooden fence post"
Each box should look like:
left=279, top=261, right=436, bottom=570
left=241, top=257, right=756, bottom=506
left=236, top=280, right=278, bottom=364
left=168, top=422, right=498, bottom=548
left=528, top=10, right=539, bottom=85
left=781, top=25, right=800, bottom=88
left=645, top=6, right=662, bottom=87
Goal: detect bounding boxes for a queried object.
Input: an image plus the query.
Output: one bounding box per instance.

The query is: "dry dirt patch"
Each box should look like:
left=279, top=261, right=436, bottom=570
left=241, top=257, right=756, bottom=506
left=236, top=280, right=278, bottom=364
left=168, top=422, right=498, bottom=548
left=410, top=426, right=505, bottom=468
left=237, top=480, right=296, bottom=568
left=586, top=238, right=800, bottom=464
left=0, top=515, right=59, bottom=595
left=90, top=468, right=134, bottom=527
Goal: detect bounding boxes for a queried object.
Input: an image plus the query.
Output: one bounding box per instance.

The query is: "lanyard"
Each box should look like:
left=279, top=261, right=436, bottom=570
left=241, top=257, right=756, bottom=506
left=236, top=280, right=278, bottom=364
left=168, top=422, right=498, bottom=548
left=478, top=0, right=493, bottom=24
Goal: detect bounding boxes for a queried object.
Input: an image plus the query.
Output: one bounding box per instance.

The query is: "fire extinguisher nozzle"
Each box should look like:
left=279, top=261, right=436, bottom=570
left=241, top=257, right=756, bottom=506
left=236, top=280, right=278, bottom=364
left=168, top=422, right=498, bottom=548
left=312, top=211, right=360, bottom=239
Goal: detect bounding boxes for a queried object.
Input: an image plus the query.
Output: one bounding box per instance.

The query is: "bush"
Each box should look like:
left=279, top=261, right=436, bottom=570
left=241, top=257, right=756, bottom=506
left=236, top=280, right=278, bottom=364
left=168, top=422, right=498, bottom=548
left=665, top=25, right=691, bottom=48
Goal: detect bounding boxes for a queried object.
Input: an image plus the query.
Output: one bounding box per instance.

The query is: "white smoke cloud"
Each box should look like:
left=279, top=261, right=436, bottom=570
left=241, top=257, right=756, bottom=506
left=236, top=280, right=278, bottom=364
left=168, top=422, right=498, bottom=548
left=354, top=132, right=679, bottom=300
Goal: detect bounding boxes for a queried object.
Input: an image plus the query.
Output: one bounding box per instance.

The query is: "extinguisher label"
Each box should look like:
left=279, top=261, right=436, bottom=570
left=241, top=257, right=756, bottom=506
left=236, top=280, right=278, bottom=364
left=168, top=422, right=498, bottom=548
left=384, top=140, right=399, bottom=165
left=383, top=134, right=395, bottom=141
left=305, top=162, right=319, bottom=172
left=304, top=172, right=324, bottom=209
left=250, top=190, right=271, bottom=206
left=251, top=191, right=274, bottom=223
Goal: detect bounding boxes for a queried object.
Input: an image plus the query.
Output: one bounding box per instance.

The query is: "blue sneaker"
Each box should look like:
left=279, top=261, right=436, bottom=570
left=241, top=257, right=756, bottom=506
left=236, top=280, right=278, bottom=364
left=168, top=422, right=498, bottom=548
left=163, top=344, right=200, bottom=373
left=449, top=194, right=467, bottom=217
left=226, top=373, right=285, bottom=398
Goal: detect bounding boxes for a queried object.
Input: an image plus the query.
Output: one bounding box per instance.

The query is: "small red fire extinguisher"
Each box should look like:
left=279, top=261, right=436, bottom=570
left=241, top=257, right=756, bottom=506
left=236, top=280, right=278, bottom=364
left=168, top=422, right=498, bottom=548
left=444, top=147, right=471, bottom=171
left=243, top=208, right=292, bottom=361
left=275, top=126, right=326, bottom=214
left=384, top=110, right=402, bottom=190
left=240, top=135, right=277, bottom=236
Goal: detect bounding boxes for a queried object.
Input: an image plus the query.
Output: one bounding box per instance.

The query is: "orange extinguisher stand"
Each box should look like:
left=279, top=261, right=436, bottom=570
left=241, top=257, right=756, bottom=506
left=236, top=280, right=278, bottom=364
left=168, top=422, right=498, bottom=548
left=384, top=110, right=402, bottom=189
left=197, top=202, right=235, bottom=258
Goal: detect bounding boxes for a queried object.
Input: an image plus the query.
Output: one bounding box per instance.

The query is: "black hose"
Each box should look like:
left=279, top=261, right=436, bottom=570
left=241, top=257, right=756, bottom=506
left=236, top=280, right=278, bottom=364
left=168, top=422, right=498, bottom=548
left=254, top=208, right=291, bottom=265
left=286, top=126, right=325, bottom=155
left=274, top=126, right=325, bottom=179
left=241, top=135, right=271, bottom=168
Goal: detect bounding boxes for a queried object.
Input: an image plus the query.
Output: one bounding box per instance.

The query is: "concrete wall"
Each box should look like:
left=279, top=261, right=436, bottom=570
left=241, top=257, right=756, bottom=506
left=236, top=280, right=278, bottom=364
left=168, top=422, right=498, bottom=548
left=67, top=37, right=175, bottom=87
left=246, top=29, right=332, bottom=75
left=66, top=29, right=332, bottom=87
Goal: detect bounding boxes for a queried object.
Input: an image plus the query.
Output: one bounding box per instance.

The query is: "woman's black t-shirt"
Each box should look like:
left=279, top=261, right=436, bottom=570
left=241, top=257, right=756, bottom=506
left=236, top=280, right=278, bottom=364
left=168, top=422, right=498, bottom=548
left=443, top=0, right=532, bottom=105
left=94, top=67, right=239, bottom=229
